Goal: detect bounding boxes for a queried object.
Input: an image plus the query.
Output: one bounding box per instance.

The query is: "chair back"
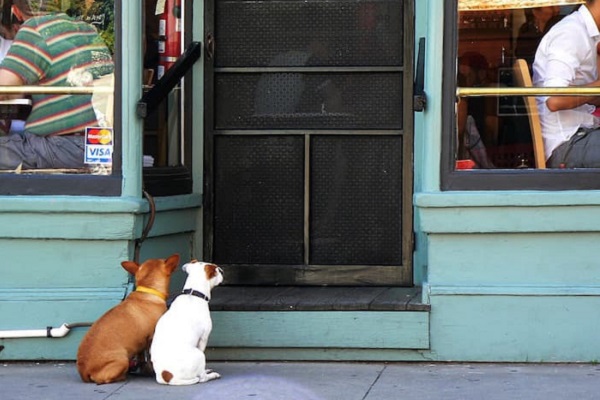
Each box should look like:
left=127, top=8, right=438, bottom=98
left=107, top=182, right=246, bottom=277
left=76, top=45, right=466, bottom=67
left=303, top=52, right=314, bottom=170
left=512, top=59, right=546, bottom=169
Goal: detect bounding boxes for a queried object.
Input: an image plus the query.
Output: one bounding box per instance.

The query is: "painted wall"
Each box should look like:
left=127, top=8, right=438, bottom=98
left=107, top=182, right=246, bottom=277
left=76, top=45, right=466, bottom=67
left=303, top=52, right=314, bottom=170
left=417, top=191, right=600, bottom=362
left=412, top=1, right=600, bottom=363
left=0, top=196, right=201, bottom=360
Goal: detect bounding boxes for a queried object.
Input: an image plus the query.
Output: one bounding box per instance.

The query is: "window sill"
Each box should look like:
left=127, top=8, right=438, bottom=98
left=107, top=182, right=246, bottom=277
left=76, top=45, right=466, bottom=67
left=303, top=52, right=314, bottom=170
left=417, top=191, right=600, bottom=233
left=0, top=173, right=122, bottom=196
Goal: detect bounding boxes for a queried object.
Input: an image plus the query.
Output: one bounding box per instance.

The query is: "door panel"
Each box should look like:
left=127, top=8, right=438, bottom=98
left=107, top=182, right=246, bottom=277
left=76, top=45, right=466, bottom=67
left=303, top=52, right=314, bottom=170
left=214, top=0, right=403, bottom=67
left=310, top=135, right=403, bottom=266
left=205, top=0, right=414, bottom=286
left=215, top=73, right=403, bottom=130
left=213, top=135, right=305, bottom=265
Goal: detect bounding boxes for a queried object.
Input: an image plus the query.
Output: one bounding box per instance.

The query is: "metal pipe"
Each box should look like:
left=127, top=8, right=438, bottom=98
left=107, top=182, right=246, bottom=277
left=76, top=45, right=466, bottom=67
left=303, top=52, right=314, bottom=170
left=458, top=87, right=600, bottom=97
left=0, top=322, right=92, bottom=339
left=0, top=86, right=113, bottom=94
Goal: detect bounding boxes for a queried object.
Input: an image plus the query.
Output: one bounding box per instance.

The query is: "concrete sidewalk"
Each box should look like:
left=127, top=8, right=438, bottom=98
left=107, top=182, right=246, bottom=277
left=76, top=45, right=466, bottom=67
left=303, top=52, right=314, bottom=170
left=1, top=361, right=600, bottom=400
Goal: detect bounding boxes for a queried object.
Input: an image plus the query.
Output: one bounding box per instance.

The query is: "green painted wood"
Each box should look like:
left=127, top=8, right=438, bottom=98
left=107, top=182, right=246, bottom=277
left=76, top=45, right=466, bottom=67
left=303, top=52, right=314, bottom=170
left=0, top=239, right=130, bottom=288
left=207, top=348, right=431, bottom=362
left=0, top=196, right=145, bottom=213
left=429, top=285, right=600, bottom=296
left=0, top=213, right=137, bottom=239
left=0, top=194, right=200, bottom=213
left=191, top=0, right=205, bottom=195
left=416, top=191, right=600, bottom=208
left=153, top=194, right=202, bottom=211
left=0, top=288, right=125, bottom=303
left=417, top=195, right=600, bottom=234
left=427, top=233, right=600, bottom=287
left=210, top=311, right=429, bottom=349
left=0, top=195, right=201, bottom=239
left=429, top=294, right=600, bottom=362
left=0, top=330, right=87, bottom=360
left=0, top=294, right=122, bottom=360
left=120, top=0, right=144, bottom=198
left=145, top=208, right=199, bottom=237
left=0, top=288, right=124, bottom=360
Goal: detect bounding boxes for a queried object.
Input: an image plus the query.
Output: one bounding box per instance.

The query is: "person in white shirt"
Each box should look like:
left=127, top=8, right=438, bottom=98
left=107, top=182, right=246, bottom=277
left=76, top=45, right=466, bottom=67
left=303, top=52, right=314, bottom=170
left=532, top=1, right=600, bottom=168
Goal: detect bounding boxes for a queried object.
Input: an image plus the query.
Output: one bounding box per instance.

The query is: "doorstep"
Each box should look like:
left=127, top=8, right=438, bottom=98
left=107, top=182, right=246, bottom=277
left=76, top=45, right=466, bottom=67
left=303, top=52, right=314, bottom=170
left=208, top=286, right=430, bottom=352
left=210, top=286, right=430, bottom=311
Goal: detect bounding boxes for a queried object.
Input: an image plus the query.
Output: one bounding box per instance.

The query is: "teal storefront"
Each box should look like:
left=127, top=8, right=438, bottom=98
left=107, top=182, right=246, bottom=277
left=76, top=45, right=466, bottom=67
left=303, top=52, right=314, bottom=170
left=2, top=0, right=600, bottom=364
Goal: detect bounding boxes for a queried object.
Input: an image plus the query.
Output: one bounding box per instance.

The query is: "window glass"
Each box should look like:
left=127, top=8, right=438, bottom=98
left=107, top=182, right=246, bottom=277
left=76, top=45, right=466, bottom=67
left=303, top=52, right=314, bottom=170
left=455, top=2, right=583, bottom=171
left=0, top=0, right=115, bottom=176
left=142, top=0, right=193, bottom=197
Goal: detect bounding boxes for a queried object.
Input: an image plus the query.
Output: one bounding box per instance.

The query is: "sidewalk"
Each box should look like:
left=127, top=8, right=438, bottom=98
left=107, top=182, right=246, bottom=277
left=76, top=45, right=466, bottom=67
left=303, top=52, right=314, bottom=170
left=2, top=361, right=600, bottom=400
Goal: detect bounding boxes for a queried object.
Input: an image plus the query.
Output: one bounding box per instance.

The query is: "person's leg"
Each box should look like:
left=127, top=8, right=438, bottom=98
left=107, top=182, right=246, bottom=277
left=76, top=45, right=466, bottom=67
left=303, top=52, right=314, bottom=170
left=548, top=129, right=600, bottom=168
left=562, top=129, right=600, bottom=168
left=44, top=135, right=85, bottom=168
left=0, top=132, right=36, bottom=169
left=0, top=132, right=85, bottom=170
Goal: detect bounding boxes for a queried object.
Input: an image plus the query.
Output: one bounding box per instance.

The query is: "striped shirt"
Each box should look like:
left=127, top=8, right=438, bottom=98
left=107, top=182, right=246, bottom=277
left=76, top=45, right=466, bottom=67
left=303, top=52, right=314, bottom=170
left=0, top=13, right=114, bottom=136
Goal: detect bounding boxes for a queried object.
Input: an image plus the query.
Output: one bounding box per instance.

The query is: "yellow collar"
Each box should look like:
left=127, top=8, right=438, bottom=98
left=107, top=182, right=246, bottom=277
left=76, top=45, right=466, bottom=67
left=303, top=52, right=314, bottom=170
left=135, top=286, right=168, bottom=301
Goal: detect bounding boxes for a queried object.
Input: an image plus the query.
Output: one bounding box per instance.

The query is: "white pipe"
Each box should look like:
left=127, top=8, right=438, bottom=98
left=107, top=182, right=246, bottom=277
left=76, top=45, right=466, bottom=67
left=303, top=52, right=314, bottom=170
left=0, top=322, right=91, bottom=339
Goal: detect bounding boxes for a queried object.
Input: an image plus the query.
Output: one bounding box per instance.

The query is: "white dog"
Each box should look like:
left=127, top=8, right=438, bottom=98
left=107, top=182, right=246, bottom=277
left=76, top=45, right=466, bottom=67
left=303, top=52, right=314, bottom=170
left=150, top=260, right=223, bottom=385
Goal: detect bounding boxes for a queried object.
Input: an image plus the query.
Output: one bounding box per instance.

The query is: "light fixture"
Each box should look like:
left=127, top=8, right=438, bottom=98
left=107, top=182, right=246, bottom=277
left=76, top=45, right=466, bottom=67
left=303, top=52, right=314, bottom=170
left=458, top=0, right=584, bottom=11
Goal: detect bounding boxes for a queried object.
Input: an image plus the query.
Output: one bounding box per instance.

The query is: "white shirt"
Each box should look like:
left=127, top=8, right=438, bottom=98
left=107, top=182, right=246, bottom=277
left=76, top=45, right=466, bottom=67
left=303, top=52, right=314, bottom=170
left=532, top=5, right=600, bottom=159
left=0, top=36, right=11, bottom=60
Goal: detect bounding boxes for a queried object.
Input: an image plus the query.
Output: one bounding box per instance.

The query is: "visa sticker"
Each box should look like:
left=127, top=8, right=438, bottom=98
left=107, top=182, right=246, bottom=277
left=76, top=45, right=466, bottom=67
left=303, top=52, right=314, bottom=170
left=84, top=127, right=113, bottom=165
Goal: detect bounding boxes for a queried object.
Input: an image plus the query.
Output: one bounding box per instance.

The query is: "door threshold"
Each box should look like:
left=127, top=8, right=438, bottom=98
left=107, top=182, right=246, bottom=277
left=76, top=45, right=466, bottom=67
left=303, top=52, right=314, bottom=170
left=208, top=286, right=430, bottom=312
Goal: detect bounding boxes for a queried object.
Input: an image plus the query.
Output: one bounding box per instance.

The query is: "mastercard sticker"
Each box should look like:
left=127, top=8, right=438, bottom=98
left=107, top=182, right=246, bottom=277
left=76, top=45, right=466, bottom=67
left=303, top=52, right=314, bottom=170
left=85, top=127, right=113, bottom=165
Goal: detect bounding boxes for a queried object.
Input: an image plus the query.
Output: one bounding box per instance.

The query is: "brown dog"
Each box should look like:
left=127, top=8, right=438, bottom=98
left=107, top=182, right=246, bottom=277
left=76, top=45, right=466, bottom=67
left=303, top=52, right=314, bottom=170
left=76, top=254, right=180, bottom=384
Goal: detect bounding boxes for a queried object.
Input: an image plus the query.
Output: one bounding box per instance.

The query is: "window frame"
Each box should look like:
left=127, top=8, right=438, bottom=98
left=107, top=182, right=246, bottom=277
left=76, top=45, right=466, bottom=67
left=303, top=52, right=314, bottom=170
left=442, top=2, right=600, bottom=191
left=0, top=1, right=122, bottom=197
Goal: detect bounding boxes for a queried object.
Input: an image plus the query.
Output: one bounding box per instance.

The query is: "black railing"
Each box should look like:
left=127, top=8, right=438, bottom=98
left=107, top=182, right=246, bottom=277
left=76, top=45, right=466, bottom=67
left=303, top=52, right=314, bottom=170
left=136, top=41, right=202, bottom=118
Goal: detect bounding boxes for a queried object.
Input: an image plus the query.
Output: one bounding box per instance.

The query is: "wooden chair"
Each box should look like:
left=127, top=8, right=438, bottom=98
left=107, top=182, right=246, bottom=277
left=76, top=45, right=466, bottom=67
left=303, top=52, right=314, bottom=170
left=512, top=59, right=546, bottom=169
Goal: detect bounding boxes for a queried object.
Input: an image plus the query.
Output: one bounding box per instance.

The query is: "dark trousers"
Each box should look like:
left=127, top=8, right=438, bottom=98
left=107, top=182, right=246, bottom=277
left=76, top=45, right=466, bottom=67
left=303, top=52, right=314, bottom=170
left=0, top=131, right=85, bottom=170
left=547, top=128, right=600, bottom=168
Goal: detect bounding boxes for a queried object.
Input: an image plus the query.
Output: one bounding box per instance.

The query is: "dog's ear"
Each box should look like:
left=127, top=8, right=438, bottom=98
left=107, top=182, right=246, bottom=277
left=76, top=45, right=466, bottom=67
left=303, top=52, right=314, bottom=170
left=164, top=253, right=180, bottom=273
left=205, top=264, right=220, bottom=280
left=121, top=261, right=139, bottom=275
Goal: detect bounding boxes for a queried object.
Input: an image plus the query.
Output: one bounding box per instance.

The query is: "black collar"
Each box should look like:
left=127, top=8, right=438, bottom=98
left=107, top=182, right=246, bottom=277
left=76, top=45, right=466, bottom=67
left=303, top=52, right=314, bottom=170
left=181, top=288, right=210, bottom=301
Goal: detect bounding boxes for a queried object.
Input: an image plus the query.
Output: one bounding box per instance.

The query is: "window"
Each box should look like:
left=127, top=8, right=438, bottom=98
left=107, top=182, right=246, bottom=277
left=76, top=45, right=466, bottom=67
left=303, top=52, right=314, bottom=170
left=443, top=1, right=600, bottom=190
left=141, top=0, right=195, bottom=197
left=0, top=0, right=119, bottom=196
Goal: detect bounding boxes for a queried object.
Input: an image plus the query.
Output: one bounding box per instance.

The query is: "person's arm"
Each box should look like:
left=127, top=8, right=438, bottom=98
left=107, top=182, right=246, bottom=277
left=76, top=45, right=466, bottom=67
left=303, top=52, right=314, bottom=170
left=546, top=78, right=600, bottom=111
left=538, top=25, right=600, bottom=111
left=0, top=69, right=25, bottom=101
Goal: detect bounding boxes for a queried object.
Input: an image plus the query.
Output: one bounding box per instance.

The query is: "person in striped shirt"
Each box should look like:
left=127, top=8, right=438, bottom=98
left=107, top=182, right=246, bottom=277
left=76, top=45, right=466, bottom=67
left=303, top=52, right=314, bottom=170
left=0, top=0, right=114, bottom=170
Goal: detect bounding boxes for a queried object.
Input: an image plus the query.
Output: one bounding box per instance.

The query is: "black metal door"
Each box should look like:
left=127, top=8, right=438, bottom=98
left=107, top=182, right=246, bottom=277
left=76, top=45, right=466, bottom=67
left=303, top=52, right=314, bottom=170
left=204, top=0, right=414, bottom=286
